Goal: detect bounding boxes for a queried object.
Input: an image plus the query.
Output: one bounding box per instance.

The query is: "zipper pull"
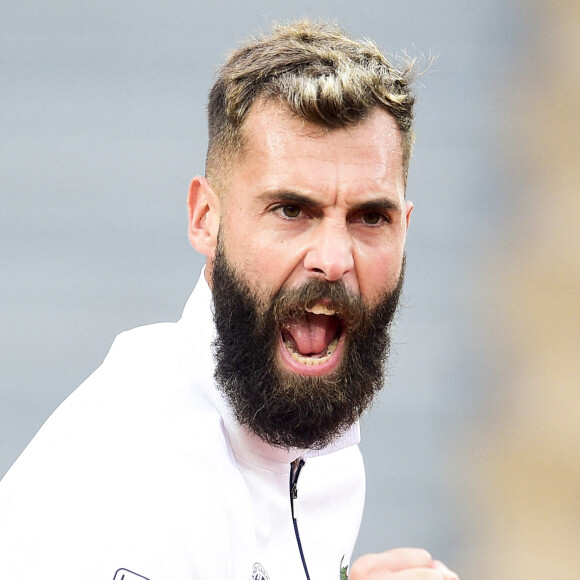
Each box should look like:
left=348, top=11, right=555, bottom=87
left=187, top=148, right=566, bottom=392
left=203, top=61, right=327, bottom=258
left=290, top=458, right=305, bottom=521
left=291, top=481, right=299, bottom=520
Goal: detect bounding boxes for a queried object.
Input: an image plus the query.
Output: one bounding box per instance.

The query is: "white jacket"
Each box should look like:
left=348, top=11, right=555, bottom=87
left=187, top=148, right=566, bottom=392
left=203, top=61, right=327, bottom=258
left=0, top=272, right=365, bottom=580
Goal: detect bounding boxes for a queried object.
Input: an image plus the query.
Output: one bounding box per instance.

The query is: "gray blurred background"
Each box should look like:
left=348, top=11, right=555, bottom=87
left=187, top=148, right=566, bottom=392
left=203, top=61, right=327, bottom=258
left=3, top=1, right=579, bottom=578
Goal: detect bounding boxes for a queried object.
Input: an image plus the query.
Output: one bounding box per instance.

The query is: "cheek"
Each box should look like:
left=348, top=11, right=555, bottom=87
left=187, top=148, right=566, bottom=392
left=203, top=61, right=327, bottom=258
left=355, top=245, right=404, bottom=299
left=228, top=237, right=292, bottom=292
left=257, top=245, right=297, bottom=285
left=250, top=232, right=306, bottom=279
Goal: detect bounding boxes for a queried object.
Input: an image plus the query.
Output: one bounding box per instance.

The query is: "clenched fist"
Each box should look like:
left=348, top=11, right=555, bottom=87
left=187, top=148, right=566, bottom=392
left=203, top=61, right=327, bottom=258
left=349, top=548, right=459, bottom=580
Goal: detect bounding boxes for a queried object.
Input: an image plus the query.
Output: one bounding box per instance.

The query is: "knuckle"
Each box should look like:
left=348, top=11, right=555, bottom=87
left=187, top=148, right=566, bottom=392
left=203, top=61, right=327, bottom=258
left=349, top=553, right=385, bottom=578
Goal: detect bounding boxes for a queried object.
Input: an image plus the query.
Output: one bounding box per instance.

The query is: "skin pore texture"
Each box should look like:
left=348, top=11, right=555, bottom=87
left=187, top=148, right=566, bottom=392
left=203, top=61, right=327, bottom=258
left=188, top=100, right=413, bottom=449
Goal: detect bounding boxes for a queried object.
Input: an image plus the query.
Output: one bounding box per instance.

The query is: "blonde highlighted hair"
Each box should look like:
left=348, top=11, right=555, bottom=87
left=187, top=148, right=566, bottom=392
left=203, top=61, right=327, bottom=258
left=206, top=20, right=416, bottom=192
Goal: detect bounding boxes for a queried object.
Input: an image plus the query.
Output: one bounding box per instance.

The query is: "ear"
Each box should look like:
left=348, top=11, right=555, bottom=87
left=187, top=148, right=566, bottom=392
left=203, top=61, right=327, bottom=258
left=404, top=200, right=413, bottom=231
left=187, top=176, right=220, bottom=259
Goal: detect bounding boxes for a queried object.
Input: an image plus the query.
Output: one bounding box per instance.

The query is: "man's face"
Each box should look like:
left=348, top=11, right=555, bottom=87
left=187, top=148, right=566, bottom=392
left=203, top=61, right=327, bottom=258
left=199, top=101, right=412, bottom=448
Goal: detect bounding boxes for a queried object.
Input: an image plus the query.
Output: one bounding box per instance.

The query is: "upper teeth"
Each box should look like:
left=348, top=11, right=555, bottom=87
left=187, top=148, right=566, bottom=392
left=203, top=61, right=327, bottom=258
left=306, top=305, right=336, bottom=315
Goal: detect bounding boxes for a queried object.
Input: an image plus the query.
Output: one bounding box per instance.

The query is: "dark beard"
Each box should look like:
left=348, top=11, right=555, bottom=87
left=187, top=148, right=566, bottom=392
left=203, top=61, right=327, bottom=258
left=211, top=238, right=405, bottom=450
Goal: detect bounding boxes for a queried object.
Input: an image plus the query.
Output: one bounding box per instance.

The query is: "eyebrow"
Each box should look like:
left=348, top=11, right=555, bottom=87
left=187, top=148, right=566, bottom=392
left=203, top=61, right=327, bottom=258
left=258, top=190, right=402, bottom=213
left=352, top=198, right=402, bottom=213
left=258, top=191, right=320, bottom=209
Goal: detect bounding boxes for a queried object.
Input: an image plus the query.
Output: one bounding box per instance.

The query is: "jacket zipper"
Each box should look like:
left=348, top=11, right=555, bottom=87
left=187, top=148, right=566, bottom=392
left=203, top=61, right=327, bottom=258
left=290, top=458, right=310, bottom=580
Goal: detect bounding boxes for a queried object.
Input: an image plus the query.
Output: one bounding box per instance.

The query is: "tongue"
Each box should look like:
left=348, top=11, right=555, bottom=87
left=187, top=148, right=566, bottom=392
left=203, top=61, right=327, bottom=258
left=282, top=314, right=339, bottom=356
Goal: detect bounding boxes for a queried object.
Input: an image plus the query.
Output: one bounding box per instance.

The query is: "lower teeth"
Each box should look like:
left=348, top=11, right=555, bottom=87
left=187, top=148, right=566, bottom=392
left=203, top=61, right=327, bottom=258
left=284, top=336, right=339, bottom=366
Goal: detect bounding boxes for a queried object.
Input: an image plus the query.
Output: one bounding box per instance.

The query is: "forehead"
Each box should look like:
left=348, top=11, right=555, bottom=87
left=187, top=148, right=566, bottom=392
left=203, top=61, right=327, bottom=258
left=230, top=101, right=405, bottom=200
left=244, top=99, right=402, bottom=154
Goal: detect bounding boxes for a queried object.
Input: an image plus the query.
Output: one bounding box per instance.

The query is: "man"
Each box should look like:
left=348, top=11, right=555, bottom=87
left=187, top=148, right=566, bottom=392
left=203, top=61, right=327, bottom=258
left=0, top=20, right=458, bottom=580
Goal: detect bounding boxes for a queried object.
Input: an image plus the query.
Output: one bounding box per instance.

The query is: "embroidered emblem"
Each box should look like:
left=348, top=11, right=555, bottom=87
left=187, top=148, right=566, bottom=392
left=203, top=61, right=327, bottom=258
left=251, top=562, right=270, bottom=580
left=113, top=569, right=151, bottom=580
left=340, top=555, right=349, bottom=580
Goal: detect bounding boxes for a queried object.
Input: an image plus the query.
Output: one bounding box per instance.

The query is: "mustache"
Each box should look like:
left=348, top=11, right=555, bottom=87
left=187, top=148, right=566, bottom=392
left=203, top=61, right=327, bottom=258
left=269, top=278, right=371, bottom=333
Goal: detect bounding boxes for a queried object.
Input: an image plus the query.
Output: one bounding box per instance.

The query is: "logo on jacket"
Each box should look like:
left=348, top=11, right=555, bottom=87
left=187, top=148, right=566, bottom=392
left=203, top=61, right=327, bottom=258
left=113, top=569, right=151, bottom=580
left=251, top=562, right=270, bottom=580
left=340, top=555, right=350, bottom=580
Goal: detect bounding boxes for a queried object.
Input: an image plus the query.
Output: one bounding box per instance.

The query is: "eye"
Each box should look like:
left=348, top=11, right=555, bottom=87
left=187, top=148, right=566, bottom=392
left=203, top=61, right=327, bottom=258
left=361, top=211, right=386, bottom=225
left=279, top=205, right=301, bottom=218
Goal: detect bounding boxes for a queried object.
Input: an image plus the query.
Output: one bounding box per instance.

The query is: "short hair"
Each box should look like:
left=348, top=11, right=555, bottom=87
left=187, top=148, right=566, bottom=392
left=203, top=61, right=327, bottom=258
left=206, top=19, right=416, bottom=193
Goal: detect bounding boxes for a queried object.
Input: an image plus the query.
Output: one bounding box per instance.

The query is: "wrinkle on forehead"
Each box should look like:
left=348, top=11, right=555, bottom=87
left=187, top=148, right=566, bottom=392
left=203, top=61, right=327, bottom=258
left=238, top=101, right=405, bottom=204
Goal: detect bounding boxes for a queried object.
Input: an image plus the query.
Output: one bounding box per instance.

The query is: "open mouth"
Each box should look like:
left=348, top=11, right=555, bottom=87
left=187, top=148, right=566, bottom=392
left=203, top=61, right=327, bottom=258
left=279, top=304, right=345, bottom=375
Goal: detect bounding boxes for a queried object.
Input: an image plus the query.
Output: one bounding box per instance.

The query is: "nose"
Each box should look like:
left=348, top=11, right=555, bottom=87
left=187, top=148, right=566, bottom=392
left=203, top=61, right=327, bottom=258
left=303, top=220, right=354, bottom=282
